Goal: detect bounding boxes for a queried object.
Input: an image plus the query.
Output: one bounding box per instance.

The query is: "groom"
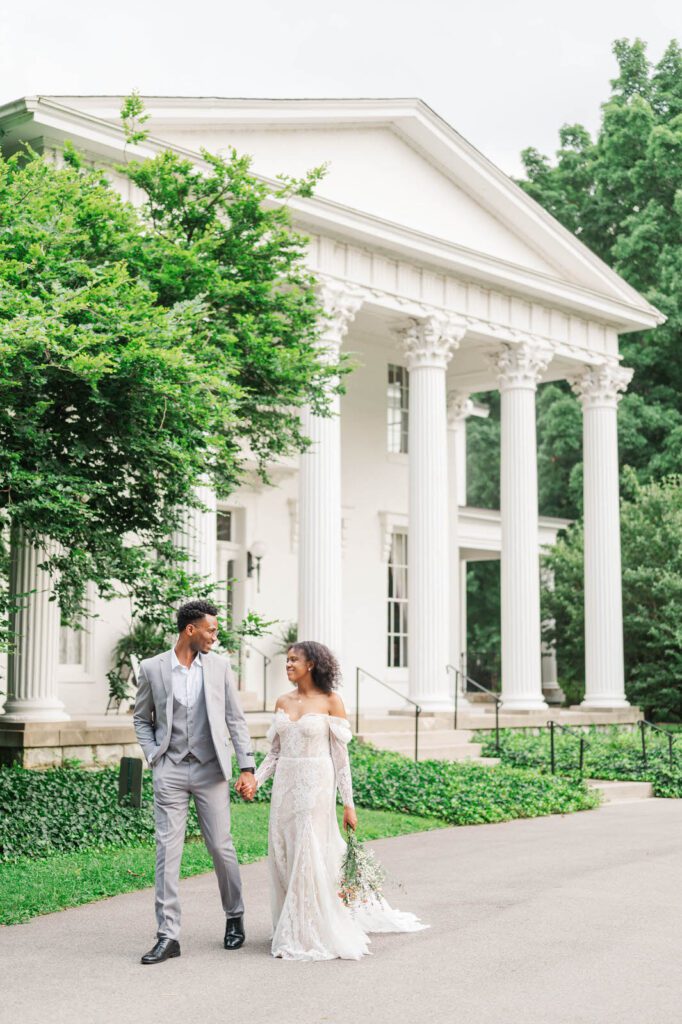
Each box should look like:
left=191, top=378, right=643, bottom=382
left=133, top=599, right=257, bottom=965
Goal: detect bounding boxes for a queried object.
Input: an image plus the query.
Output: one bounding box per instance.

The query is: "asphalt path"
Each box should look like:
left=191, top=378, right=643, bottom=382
left=3, top=800, right=681, bottom=1024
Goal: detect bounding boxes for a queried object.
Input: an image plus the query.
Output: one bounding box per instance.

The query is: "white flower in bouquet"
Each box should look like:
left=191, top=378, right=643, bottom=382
left=338, top=829, right=386, bottom=908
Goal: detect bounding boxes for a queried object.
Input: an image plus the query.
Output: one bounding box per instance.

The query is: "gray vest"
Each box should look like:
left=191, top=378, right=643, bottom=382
left=166, top=685, right=216, bottom=764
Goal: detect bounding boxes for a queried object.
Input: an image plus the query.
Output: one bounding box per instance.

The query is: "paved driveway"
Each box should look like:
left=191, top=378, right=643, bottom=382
left=3, top=800, right=681, bottom=1024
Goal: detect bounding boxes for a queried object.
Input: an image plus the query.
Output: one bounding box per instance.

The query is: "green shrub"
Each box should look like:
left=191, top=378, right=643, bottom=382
left=478, top=727, right=682, bottom=798
left=0, top=756, right=275, bottom=863
left=348, top=740, right=599, bottom=825
left=0, top=740, right=599, bottom=863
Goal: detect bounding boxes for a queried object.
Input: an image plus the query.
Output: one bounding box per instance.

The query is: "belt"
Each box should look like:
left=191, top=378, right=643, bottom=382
left=181, top=753, right=200, bottom=763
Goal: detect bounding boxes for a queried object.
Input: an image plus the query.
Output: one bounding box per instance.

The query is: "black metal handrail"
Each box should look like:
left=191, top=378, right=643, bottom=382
left=241, top=642, right=272, bottom=713
left=447, top=665, right=502, bottom=754
left=355, top=667, right=422, bottom=762
left=639, top=719, right=676, bottom=768
left=547, top=720, right=589, bottom=775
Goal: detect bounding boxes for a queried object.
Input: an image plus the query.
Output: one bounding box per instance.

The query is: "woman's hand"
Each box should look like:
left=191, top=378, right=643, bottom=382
left=343, top=806, right=358, bottom=831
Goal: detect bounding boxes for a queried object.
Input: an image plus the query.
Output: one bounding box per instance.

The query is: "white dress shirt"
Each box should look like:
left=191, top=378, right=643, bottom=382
left=170, top=648, right=204, bottom=707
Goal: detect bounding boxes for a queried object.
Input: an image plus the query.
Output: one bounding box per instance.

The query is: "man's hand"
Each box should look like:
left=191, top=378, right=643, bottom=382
left=234, top=771, right=257, bottom=802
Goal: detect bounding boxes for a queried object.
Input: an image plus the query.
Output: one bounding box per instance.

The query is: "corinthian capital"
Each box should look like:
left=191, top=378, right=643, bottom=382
left=316, top=280, right=364, bottom=354
left=446, top=390, right=474, bottom=428
left=398, top=316, right=466, bottom=371
left=491, top=340, right=553, bottom=391
left=569, top=363, right=633, bottom=408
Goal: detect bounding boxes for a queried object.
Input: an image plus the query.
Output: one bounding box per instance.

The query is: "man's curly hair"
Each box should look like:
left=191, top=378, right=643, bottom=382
left=177, top=599, right=218, bottom=634
left=287, top=641, right=341, bottom=694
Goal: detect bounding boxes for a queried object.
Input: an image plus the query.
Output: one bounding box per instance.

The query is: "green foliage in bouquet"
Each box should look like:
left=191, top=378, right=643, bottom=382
left=338, top=828, right=385, bottom=909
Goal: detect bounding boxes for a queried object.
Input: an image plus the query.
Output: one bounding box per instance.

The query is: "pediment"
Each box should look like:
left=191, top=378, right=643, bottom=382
left=1, top=96, right=662, bottom=328
left=143, top=123, right=562, bottom=278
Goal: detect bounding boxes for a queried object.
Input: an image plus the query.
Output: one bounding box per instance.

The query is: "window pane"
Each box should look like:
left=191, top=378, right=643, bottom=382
left=387, top=364, right=409, bottom=454
left=387, top=529, right=408, bottom=668
left=217, top=510, right=232, bottom=542
left=59, top=626, right=83, bottom=666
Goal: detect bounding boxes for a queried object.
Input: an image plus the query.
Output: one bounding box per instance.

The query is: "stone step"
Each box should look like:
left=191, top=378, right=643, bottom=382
left=587, top=779, right=654, bottom=803
left=237, top=691, right=262, bottom=712
left=360, top=736, right=484, bottom=760
left=357, top=716, right=471, bottom=737
left=359, top=729, right=480, bottom=749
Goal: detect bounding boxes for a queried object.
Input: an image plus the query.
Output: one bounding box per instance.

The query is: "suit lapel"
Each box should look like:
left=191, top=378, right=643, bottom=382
left=161, top=651, right=173, bottom=722
left=202, top=653, right=215, bottom=720
left=202, top=653, right=224, bottom=724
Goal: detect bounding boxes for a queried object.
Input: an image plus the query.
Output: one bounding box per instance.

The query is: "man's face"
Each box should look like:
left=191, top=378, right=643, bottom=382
left=187, top=614, right=219, bottom=654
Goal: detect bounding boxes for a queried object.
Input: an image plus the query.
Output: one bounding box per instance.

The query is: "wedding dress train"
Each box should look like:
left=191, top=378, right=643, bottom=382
left=254, top=710, right=427, bottom=961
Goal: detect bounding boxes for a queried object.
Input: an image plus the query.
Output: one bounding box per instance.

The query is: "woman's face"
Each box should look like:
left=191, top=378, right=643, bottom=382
left=286, top=647, right=314, bottom=685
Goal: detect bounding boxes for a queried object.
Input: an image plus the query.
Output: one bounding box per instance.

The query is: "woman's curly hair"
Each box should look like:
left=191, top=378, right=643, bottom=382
left=287, top=641, right=341, bottom=694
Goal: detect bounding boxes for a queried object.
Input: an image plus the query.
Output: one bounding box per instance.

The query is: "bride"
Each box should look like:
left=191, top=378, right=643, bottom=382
left=254, top=640, right=428, bottom=961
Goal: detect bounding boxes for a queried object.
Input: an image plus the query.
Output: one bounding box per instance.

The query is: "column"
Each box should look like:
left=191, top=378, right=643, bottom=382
left=172, top=482, right=218, bottom=587
left=446, top=390, right=473, bottom=707
left=492, top=341, right=552, bottom=710
left=297, top=282, right=362, bottom=654
left=540, top=567, right=566, bottom=706
left=2, top=525, right=69, bottom=722
left=401, top=316, right=465, bottom=708
left=570, top=363, right=633, bottom=708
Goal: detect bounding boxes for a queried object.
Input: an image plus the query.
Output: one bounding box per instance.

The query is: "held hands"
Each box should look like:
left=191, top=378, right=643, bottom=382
left=234, top=771, right=257, bottom=802
left=343, top=806, right=358, bottom=831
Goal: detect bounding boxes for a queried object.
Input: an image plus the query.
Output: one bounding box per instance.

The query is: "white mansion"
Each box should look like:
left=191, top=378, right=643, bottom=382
left=0, top=96, right=663, bottom=736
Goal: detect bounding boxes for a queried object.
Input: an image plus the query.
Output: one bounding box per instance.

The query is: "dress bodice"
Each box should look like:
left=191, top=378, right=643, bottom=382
left=270, top=710, right=352, bottom=760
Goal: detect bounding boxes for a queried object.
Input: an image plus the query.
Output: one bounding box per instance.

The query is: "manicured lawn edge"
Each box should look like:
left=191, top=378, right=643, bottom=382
left=0, top=803, right=446, bottom=926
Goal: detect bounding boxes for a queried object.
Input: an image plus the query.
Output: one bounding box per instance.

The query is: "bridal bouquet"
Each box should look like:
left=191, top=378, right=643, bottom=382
left=338, top=829, right=386, bottom=908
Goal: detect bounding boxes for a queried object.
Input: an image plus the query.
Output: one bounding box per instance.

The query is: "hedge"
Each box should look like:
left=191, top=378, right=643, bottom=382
left=0, top=741, right=599, bottom=863
left=348, top=741, right=599, bottom=825
left=478, top=728, right=682, bottom=798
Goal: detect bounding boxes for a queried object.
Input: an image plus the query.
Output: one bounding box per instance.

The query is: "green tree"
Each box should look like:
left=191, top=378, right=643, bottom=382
left=542, top=475, right=682, bottom=720
left=0, top=114, right=337, bottom=649
left=518, top=37, right=682, bottom=514
left=466, top=40, right=682, bottom=690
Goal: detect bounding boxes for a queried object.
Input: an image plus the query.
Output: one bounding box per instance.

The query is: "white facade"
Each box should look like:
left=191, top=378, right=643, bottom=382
left=0, top=96, right=663, bottom=720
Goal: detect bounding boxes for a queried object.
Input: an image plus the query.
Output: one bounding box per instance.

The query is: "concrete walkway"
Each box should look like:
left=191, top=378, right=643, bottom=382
left=3, top=800, right=681, bottom=1024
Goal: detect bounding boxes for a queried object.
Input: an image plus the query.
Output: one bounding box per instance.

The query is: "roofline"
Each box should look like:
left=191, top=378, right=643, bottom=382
left=0, top=95, right=664, bottom=332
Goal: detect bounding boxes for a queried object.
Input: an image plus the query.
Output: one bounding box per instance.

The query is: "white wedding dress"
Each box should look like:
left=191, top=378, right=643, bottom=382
left=254, top=710, right=428, bottom=961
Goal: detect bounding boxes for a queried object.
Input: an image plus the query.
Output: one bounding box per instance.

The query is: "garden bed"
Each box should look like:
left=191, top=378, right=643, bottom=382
left=477, top=727, right=682, bottom=798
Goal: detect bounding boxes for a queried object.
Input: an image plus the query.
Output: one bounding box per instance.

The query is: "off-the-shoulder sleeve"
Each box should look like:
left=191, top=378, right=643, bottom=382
left=255, top=719, right=281, bottom=788
left=329, top=716, right=354, bottom=808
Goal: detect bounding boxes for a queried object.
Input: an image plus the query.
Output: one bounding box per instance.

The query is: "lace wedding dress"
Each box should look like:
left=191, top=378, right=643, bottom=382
left=254, top=710, right=428, bottom=961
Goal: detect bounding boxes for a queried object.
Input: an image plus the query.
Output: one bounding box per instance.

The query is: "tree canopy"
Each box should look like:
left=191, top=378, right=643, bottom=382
left=542, top=474, right=682, bottom=720
left=0, top=107, right=338, bottom=647
left=468, top=38, right=682, bottom=518
left=466, top=39, right=682, bottom=707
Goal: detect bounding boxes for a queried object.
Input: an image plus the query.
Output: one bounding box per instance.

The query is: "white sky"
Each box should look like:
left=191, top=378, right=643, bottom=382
left=1, top=0, right=679, bottom=175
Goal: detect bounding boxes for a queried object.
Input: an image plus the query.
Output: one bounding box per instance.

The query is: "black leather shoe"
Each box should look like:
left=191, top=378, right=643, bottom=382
left=140, top=938, right=181, bottom=965
left=224, top=915, right=245, bottom=950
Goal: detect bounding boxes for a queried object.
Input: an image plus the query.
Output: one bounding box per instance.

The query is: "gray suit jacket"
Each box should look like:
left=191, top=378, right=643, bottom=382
left=133, top=649, right=255, bottom=781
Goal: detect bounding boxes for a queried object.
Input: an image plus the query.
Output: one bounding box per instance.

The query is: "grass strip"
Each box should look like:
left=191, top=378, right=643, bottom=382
left=0, top=803, right=445, bottom=926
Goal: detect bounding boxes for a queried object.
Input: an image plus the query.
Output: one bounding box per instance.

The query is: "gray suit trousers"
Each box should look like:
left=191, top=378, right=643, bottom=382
left=153, top=755, right=243, bottom=940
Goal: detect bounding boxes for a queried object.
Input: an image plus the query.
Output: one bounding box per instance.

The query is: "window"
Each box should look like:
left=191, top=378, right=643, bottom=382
left=387, top=364, right=409, bottom=454
left=387, top=531, right=408, bottom=667
left=59, top=625, right=84, bottom=667
left=217, top=510, right=233, bottom=542
left=226, top=558, right=236, bottom=628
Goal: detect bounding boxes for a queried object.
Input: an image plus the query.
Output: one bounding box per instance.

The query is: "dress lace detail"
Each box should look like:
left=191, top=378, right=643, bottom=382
left=255, top=710, right=428, bottom=961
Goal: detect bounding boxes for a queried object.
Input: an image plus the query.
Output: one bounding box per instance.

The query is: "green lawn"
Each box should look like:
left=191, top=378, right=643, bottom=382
left=0, top=802, right=446, bottom=926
